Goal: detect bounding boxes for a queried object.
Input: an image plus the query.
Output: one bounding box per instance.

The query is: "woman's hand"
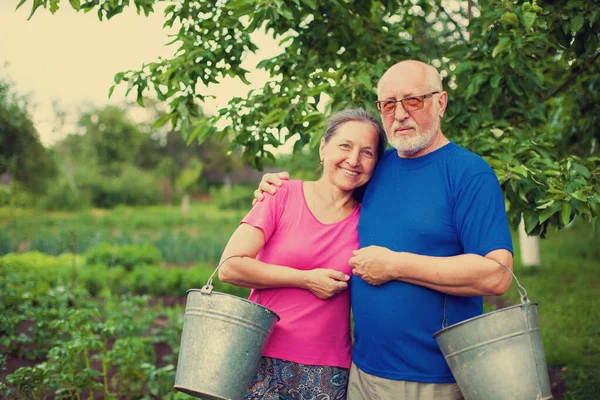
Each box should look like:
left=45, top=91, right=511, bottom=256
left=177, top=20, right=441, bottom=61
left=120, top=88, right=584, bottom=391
left=252, top=172, right=290, bottom=205
left=303, top=269, right=350, bottom=299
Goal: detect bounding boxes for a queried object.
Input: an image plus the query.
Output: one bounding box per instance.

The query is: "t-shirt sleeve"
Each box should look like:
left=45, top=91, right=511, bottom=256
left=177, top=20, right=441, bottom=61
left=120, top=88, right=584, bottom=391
left=453, top=172, right=514, bottom=256
left=241, top=181, right=288, bottom=243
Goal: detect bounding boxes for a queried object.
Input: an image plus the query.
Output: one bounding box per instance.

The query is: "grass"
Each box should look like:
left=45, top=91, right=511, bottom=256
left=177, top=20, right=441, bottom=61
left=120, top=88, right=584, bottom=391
left=500, top=221, right=600, bottom=399
left=0, top=203, right=246, bottom=264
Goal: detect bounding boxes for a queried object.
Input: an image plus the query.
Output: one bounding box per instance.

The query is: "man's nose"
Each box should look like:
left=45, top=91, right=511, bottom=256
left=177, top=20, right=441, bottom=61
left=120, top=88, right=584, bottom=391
left=394, top=102, right=409, bottom=121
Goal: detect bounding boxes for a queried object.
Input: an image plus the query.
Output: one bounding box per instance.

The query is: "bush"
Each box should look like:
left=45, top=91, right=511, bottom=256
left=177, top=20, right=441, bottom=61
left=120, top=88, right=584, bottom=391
left=84, top=242, right=162, bottom=271
left=127, top=265, right=183, bottom=296
left=209, top=185, right=254, bottom=210
left=80, top=165, right=163, bottom=208
left=0, top=252, right=250, bottom=299
left=37, top=179, right=91, bottom=211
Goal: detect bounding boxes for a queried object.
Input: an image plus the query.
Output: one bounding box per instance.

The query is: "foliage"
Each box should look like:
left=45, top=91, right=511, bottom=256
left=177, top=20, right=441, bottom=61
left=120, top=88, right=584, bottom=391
left=77, top=105, right=146, bottom=168
left=84, top=242, right=163, bottom=271
left=0, top=203, right=244, bottom=264
left=175, top=157, right=203, bottom=194
left=0, top=277, right=190, bottom=399
left=83, top=165, right=164, bottom=208
left=0, top=77, right=57, bottom=196
left=1, top=220, right=599, bottom=397
left=37, top=176, right=92, bottom=211
left=209, top=184, right=256, bottom=210
left=17, top=0, right=600, bottom=236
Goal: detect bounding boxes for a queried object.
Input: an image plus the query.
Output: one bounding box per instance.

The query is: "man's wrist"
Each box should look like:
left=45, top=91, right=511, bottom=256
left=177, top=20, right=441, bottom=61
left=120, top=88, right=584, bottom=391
left=387, top=250, right=408, bottom=281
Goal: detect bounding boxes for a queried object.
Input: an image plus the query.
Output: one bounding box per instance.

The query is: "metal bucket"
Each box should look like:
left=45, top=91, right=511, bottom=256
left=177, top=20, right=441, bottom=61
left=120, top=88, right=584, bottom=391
left=174, top=259, right=279, bottom=400
left=433, top=263, right=552, bottom=400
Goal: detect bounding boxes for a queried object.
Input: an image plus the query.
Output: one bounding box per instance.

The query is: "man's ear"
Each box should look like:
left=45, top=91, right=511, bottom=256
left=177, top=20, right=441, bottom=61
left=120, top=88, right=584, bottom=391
left=438, top=91, right=448, bottom=119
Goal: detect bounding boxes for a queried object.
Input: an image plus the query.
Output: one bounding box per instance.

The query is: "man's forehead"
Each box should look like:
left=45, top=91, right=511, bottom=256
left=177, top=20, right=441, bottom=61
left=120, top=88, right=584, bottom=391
left=378, top=64, right=437, bottom=98
left=378, top=78, right=427, bottom=98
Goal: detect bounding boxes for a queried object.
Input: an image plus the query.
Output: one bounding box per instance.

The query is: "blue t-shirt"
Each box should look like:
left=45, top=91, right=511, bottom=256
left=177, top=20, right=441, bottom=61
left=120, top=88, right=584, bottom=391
left=352, top=142, right=513, bottom=383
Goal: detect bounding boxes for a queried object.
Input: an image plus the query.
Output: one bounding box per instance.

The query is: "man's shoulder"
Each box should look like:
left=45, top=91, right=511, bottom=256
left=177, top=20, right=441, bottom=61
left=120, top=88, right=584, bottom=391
left=446, top=143, right=494, bottom=175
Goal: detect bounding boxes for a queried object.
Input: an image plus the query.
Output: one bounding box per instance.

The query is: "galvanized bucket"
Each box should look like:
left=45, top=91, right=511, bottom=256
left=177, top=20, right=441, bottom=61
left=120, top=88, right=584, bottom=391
left=433, top=262, right=552, bottom=400
left=174, top=257, right=280, bottom=400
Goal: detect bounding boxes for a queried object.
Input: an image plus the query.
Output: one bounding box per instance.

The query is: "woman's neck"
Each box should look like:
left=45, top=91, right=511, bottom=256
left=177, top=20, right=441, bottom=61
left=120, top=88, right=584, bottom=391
left=312, top=179, right=356, bottom=210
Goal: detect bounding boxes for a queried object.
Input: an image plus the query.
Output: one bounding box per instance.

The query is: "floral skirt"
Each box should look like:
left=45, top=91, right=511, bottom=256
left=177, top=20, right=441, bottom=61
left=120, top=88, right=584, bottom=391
left=244, top=356, right=349, bottom=400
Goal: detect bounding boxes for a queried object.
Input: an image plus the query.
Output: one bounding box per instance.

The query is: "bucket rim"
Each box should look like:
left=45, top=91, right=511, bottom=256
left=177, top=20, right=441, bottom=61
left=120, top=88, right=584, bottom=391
left=432, top=301, right=538, bottom=339
left=186, top=289, right=281, bottom=321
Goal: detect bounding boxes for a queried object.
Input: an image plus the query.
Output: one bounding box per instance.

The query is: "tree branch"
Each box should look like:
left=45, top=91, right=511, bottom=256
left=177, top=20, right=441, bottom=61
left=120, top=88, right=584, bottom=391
left=542, top=52, right=600, bottom=103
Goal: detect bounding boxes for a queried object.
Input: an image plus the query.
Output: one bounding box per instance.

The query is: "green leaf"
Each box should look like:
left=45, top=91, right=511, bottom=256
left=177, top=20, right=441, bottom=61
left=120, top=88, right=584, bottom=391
left=151, top=113, right=174, bottom=130
left=225, top=0, right=255, bottom=8
left=570, top=14, right=584, bottom=33
left=536, top=200, right=554, bottom=210
left=490, top=75, right=501, bottom=88
left=523, top=11, right=536, bottom=31
left=300, top=0, right=317, bottom=10
left=561, top=202, right=572, bottom=226
left=572, top=163, right=591, bottom=178
left=492, top=38, right=511, bottom=58
left=523, top=212, right=538, bottom=234
left=500, top=12, right=519, bottom=28
left=357, top=73, right=372, bottom=91
left=49, top=0, right=59, bottom=14
left=538, top=205, right=557, bottom=224
left=571, top=191, right=587, bottom=202
left=16, top=0, right=27, bottom=10
left=278, top=35, right=295, bottom=46
left=69, top=0, right=81, bottom=10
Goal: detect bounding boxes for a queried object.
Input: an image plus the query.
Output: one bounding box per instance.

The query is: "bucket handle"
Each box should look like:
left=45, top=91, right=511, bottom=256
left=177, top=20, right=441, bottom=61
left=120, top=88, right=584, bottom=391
left=200, top=255, right=245, bottom=294
left=441, top=259, right=529, bottom=329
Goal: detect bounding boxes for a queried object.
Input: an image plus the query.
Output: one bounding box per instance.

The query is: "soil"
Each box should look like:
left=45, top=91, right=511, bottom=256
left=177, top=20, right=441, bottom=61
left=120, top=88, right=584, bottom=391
left=1, top=296, right=568, bottom=399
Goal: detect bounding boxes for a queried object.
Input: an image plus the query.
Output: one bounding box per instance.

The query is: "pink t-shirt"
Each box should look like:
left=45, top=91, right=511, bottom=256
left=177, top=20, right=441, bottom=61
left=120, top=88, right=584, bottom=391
left=241, top=180, right=359, bottom=368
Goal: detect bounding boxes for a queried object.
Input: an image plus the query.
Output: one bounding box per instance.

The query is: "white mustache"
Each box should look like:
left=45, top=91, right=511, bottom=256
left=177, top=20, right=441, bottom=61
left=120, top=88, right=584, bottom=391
left=393, top=125, right=417, bottom=132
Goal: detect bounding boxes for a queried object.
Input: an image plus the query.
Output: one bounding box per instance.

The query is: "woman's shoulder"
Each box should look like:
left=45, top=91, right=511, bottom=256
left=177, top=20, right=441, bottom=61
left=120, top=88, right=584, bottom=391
left=279, top=179, right=303, bottom=192
left=262, top=179, right=301, bottom=202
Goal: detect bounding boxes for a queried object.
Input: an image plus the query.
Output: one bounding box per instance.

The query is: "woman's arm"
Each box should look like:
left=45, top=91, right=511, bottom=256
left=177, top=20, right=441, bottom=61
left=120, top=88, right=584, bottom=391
left=218, top=223, right=350, bottom=299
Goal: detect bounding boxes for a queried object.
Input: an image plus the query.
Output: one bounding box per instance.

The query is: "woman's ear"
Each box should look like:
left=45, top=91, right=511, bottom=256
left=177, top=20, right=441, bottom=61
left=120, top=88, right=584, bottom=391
left=319, top=138, right=325, bottom=163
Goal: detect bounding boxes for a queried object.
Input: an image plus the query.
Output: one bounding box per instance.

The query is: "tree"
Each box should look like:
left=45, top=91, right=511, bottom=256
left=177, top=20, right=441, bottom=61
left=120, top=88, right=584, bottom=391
left=0, top=77, right=57, bottom=197
left=175, top=157, right=203, bottom=215
left=19, top=0, right=600, bottom=235
left=77, top=105, right=145, bottom=169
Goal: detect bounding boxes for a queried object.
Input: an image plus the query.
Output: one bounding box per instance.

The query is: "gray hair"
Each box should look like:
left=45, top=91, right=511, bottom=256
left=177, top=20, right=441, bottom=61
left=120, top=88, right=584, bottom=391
left=322, top=108, right=387, bottom=161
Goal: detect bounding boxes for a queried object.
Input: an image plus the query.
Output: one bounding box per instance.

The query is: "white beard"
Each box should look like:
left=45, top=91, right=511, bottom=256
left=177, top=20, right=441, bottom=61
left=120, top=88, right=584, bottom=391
left=388, top=119, right=440, bottom=156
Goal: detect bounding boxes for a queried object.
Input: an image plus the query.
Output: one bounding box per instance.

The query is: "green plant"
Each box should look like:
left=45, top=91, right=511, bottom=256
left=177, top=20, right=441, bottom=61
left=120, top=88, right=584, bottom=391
left=209, top=185, right=255, bottom=210
left=84, top=242, right=162, bottom=271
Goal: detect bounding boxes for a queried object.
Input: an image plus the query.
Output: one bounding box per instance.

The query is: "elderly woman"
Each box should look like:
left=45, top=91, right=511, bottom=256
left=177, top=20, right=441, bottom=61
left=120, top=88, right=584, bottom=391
left=218, top=109, right=386, bottom=399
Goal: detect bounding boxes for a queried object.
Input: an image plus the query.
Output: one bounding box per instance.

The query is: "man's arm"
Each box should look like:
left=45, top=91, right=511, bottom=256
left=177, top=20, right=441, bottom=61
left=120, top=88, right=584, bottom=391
left=349, top=246, right=513, bottom=296
left=251, top=172, right=290, bottom=205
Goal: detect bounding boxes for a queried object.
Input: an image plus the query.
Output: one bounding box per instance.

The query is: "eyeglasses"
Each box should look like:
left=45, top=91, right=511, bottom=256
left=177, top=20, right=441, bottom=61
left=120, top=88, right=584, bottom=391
left=375, top=91, right=440, bottom=115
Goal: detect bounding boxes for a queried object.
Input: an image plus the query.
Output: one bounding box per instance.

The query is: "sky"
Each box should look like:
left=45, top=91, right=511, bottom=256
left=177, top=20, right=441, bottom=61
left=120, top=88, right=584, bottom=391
left=0, top=1, right=281, bottom=146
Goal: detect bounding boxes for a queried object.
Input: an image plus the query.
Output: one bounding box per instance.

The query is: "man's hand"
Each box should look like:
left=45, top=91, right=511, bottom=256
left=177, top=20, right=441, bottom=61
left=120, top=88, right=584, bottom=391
left=252, top=172, right=290, bottom=205
left=349, top=246, right=394, bottom=286
left=303, top=269, right=350, bottom=299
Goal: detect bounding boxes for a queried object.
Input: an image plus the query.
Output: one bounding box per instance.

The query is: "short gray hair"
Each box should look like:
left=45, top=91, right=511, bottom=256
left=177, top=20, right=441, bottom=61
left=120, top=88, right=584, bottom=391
left=322, top=108, right=387, bottom=161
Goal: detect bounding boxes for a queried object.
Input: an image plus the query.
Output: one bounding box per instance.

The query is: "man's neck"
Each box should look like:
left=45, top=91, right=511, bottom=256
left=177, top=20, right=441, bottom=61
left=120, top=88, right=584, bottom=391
left=397, top=132, right=450, bottom=159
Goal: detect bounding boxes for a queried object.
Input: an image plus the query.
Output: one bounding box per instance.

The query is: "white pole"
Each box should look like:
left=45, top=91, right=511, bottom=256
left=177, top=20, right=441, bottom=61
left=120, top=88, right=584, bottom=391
left=518, top=217, right=541, bottom=267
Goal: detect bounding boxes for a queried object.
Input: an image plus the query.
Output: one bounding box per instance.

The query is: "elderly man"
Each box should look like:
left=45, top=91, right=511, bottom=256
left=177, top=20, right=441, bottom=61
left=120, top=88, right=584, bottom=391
left=254, top=60, right=514, bottom=400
